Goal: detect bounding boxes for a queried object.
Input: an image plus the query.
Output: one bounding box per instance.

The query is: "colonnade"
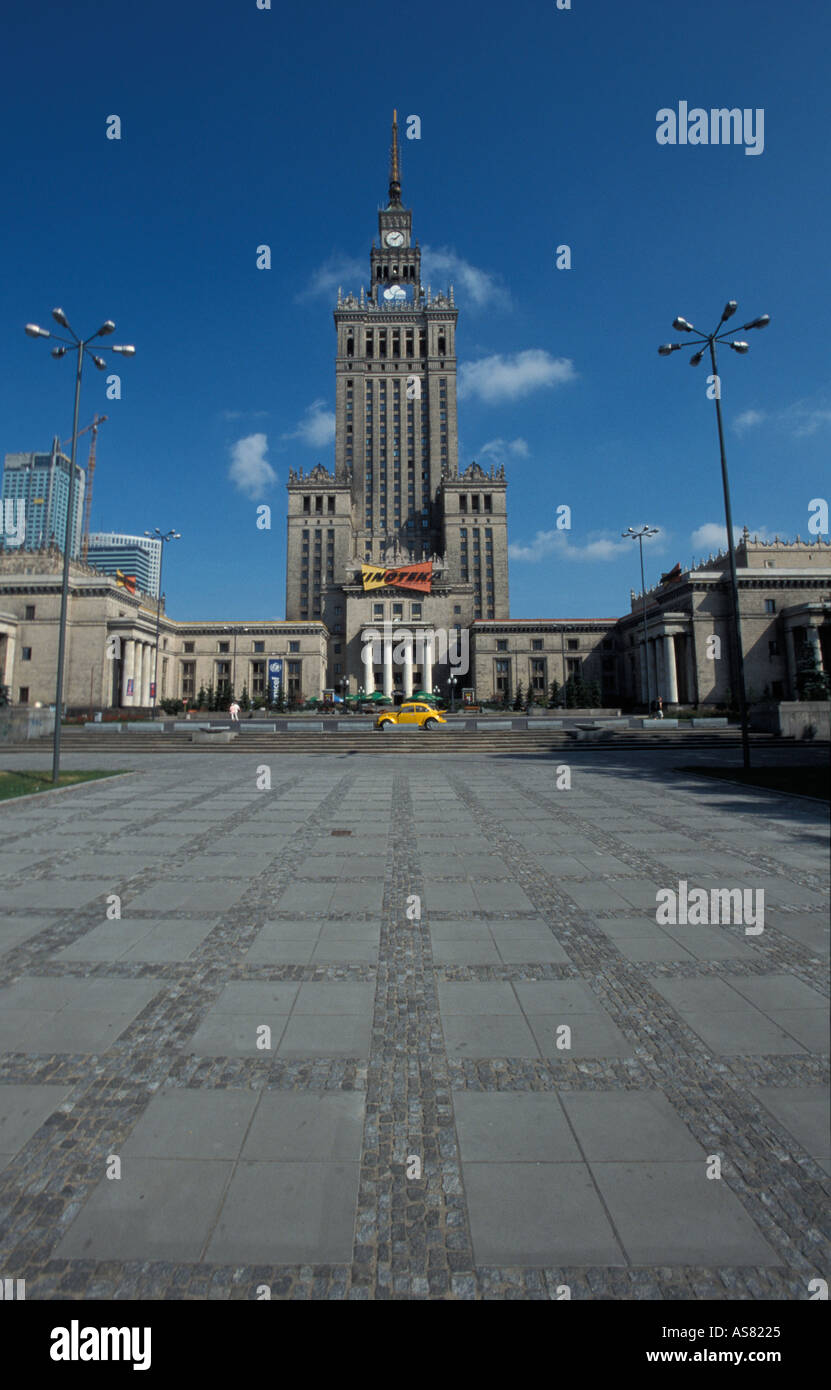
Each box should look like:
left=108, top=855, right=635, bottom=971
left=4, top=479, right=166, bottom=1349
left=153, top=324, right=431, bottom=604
left=360, top=629, right=435, bottom=698
left=119, top=636, right=157, bottom=707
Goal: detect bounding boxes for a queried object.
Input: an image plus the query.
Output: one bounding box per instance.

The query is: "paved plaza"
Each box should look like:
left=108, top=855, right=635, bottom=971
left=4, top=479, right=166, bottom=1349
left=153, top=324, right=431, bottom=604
left=0, top=748, right=828, bottom=1299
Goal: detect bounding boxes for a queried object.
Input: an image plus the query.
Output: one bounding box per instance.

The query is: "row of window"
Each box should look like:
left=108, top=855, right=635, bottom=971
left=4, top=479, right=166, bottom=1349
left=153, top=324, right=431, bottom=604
left=180, top=660, right=302, bottom=700
left=344, top=329, right=450, bottom=358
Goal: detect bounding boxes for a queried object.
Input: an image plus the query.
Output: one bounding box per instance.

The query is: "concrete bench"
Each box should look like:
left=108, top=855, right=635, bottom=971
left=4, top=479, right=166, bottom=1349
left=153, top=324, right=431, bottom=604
left=691, top=718, right=728, bottom=728
left=190, top=729, right=239, bottom=744
left=476, top=720, right=513, bottom=730
left=641, top=718, right=680, bottom=728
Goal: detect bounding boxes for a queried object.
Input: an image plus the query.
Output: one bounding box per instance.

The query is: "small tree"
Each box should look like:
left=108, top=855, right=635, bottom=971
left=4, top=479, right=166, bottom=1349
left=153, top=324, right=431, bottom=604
left=526, top=684, right=536, bottom=710
left=796, top=642, right=831, bottom=701
left=275, top=679, right=287, bottom=712
left=587, top=679, right=602, bottom=710
left=513, top=680, right=524, bottom=711
left=205, top=682, right=216, bottom=712
left=240, top=684, right=250, bottom=712
left=501, top=684, right=511, bottom=709
left=196, top=684, right=206, bottom=709
left=548, top=678, right=561, bottom=709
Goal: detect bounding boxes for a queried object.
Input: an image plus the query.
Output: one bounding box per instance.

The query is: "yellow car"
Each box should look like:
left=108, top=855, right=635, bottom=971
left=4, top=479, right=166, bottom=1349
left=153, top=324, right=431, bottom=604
left=374, top=702, right=447, bottom=730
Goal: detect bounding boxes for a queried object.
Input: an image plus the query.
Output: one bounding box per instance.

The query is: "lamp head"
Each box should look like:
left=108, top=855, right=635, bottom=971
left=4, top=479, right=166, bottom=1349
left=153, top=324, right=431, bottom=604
left=672, top=316, right=694, bottom=332
left=720, top=300, right=738, bottom=322
left=51, top=307, right=69, bottom=328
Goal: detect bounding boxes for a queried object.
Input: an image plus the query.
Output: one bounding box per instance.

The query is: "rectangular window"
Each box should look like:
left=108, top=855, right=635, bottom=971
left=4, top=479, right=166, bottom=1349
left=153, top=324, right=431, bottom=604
left=183, top=641, right=195, bottom=653
left=496, top=640, right=508, bottom=652
left=24, top=604, right=35, bottom=620
left=253, top=640, right=265, bottom=653
left=764, top=599, right=776, bottom=614
left=531, top=658, right=546, bottom=691
left=532, top=639, right=543, bottom=651
left=21, top=647, right=32, bottom=660
left=289, top=641, right=300, bottom=652
left=218, top=641, right=230, bottom=653
left=567, top=639, right=579, bottom=651
left=251, top=662, right=265, bottom=696
left=18, top=687, right=29, bottom=704
left=768, top=640, right=779, bottom=657
left=181, top=662, right=196, bottom=699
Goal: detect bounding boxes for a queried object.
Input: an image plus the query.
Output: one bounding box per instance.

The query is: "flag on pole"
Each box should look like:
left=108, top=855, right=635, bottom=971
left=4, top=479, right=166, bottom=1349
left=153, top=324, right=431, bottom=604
left=116, top=570, right=137, bottom=595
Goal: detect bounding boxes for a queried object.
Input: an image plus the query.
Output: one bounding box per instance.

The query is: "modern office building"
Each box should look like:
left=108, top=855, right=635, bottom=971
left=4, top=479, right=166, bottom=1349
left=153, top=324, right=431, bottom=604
left=1, top=437, right=85, bottom=557
left=85, top=532, right=162, bottom=598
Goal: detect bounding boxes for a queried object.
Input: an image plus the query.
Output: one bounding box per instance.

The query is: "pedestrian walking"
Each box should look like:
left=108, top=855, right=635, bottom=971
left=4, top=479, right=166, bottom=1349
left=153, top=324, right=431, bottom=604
left=229, top=701, right=240, bottom=722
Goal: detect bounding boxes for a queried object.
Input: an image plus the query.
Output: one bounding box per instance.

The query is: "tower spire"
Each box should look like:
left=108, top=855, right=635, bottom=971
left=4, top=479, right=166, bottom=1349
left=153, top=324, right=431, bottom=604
left=388, top=108, right=402, bottom=207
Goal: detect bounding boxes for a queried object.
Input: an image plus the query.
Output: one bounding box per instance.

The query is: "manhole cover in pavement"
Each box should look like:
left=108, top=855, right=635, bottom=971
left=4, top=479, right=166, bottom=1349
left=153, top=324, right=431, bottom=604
left=331, top=829, right=352, bottom=836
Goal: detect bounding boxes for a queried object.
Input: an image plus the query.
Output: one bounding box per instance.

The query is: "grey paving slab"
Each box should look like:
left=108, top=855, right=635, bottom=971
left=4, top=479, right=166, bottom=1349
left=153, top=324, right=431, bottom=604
left=561, top=1090, right=704, bottom=1161
left=186, top=1014, right=290, bottom=1057
left=527, top=1013, right=633, bottom=1059
left=442, top=1015, right=540, bottom=1057
left=126, top=880, right=249, bottom=912
left=514, top=980, right=605, bottom=1014
left=57, top=918, right=217, bottom=962
left=768, top=1010, right=829, bottom=1053
left=204, top=1160, right=360, bottom=1263
left=437, top=982, right=521, bottom=1015
left=211, top=982, right=299, bottom=1013
left=293, top=983, right=376, bottom=1015
left=0, top=1084, right=73, bottom=1153
left=590, top=1162, right=780, bottom=1266
left=751, top=1086, right=830, bottom=1163
left=463, top=1162, right=625, bottom=1265
left=680, top=1009, right=808, bottom=1057
left=276, top=1015, right=372, bottom=1056
left=454, top=1091, right=581, bottom=1162
left=0, top=917, right=55, bottom=954
left=491, top=927, right=571, bottom=964
left=241, top=1092, right=365, bottom=1160
left=431, top=939, right=503, bottom=965
left=726, top=974, right=828, bottom=1012
left=122, top=1089, right=259, bottom=1159
left=56, top=1158, right=234, bottom=1262
left=0, top=881, right=112, bottom=910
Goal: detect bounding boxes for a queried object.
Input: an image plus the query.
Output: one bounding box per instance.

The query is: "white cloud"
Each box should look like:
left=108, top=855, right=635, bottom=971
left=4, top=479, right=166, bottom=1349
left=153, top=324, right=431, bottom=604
left=228, top=434, right=276, bottom=497
left=421, top=246, right=510, bottom=310
left=733, top=409, right=766, bottom=434
left=788, top=405, right=831, bottom=438
left=283, top=399, right=336, bottom=448
left=297, top=255, right=366, bottom=302
left=732, top=397, right=831, bottom=439
left=690, top=522, right=773, bottom=552
left=479, top=437, right=529, bottom=461
left=220, top=409, right=269, bottom=422
left=459, top=350, right=577, bottom=404
left=509, top=530, right=649, bottom=564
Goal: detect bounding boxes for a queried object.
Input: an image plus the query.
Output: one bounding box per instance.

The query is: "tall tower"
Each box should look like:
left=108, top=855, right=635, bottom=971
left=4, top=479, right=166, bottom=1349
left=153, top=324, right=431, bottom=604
left=286, top=112, right=509, bottom=690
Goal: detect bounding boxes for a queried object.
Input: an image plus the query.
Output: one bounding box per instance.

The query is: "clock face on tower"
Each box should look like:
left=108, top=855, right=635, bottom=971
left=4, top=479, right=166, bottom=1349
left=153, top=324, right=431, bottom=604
left=384, top=230, right=404, bottom=247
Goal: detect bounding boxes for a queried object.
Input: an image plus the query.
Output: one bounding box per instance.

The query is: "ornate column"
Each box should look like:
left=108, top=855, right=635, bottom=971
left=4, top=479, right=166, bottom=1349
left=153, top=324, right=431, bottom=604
left=142, top=643, right=153, bottom=706
left=132, top=641, right=143, bottom=707
left=423, top=633, right=435, bottom=695
left=403, top=633, right=414, bottom=697
left=121, top=638, right=135, bottom=706
left=1, top=630, right=16, bottom=692
left=663, top=633, right=679, bottom=703
left=362, top=634, right=375, bottom=694
left=383, top=628, right=394, bottom=699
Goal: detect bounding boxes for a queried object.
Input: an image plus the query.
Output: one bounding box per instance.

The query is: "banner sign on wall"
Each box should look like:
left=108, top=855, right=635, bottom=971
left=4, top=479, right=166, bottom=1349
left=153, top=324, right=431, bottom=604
left=361, top=562, right=432, bottom=594
left=268, top=658, right=284, bottom=701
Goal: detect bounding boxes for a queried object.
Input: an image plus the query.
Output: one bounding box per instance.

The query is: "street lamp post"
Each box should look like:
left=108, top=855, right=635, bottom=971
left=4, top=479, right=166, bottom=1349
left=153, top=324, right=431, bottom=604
left=25, top=309, right=135, bottom=783
left=145, top=529, right=181, bottom=717
left=450, top=674, right=458, bottom=713
left=658, top=301, right=769, bottom=769
left=622, top=526, right=660, bottom=714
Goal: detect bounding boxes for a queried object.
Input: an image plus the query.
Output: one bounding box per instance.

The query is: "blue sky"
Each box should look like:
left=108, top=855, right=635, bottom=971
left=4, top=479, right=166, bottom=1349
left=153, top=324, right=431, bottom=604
left=1, top=0, right=828, bottom=621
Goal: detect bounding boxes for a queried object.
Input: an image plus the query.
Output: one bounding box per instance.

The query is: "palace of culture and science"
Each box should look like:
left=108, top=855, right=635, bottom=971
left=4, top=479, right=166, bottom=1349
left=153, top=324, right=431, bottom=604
left=1, top=115, right=828, bottom=714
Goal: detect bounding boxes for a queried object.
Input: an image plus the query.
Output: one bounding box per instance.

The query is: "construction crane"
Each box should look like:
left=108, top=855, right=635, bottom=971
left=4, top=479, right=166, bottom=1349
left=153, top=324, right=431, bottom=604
left=61, top=414, right=107, bottom=561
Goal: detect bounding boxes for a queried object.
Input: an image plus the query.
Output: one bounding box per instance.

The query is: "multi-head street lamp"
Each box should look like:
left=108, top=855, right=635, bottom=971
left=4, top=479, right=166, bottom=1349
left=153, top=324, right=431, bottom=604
left=144, top=529, right=181, bottom=717
left=658, top=300, right=770, bottom=769
left=622, top=525, right=660, bottom=715
left=25, top=309, right=135, bottom=783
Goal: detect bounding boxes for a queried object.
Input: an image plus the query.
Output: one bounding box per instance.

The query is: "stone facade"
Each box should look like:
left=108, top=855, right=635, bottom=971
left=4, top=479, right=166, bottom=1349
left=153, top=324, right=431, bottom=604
left=617, top=532, right=831, bottom=709
left=0, top=549, right=327, bottom=710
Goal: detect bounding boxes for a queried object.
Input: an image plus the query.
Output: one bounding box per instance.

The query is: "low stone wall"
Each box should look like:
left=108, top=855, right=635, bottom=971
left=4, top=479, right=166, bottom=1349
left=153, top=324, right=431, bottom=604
left=750, top=701, right=830, bottom=739
left=0, top=707, right=56, bottom=742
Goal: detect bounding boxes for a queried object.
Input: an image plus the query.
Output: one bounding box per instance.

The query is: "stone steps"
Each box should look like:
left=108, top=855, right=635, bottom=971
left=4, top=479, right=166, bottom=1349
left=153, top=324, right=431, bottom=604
left=4, top=731, right=795, bottom=754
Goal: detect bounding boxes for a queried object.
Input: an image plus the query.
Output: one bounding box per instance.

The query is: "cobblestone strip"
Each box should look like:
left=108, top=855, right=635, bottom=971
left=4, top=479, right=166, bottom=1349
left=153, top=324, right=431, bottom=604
left=348, top=771, right=477, bottom=1299
left=500, top=765, right=830, bottom=991
left=447, top=770, right=831, bottom=1290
